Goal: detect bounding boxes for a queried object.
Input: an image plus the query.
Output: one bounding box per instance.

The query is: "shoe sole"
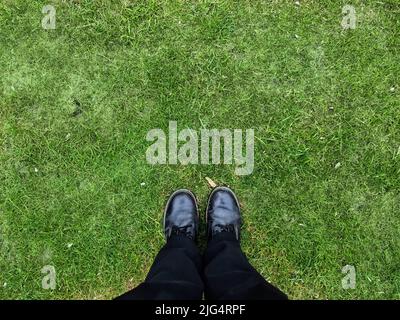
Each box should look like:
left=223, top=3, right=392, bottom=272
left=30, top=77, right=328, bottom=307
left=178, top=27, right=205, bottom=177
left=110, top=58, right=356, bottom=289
left=163, top=189, right=199, bottom=240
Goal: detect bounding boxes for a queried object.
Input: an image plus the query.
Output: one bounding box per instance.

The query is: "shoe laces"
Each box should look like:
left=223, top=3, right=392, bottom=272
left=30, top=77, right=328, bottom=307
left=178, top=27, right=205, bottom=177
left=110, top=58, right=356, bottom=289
left=171, top=225, right=194, bottom=239
left=214, top=223, right=235, bottom=234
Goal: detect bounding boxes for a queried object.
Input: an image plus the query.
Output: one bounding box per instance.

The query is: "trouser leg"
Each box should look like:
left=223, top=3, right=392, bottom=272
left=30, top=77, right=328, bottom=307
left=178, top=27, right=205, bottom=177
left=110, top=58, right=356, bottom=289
left=116, top=235, right=204, bottom=300
left=203, top=232, right=288, bottom=300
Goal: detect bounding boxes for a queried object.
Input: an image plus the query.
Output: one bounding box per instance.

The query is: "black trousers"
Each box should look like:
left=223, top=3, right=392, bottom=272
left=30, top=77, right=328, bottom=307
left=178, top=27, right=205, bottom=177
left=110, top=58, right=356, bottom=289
left=116, top=232, right=287, bottom=300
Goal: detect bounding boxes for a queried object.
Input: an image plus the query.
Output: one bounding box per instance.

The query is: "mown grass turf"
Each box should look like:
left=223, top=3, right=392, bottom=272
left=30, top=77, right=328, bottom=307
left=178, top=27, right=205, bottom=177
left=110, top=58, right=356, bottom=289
left=0, top=0, right=399, bottom=299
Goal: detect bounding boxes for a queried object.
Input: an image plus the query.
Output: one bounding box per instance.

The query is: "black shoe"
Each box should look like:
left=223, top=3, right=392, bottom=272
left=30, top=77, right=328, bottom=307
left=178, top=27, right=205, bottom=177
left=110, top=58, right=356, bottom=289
left=206, top=186, right=241, bottom=241
left=163, top=189, right=199, bottom=241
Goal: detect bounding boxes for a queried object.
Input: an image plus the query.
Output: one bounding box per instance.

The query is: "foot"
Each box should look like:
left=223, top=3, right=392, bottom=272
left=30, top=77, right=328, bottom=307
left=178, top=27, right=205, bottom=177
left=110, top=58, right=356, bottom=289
left=206, top=186, right=241, bottom=241
left=163, top=189, right=199, bottom=241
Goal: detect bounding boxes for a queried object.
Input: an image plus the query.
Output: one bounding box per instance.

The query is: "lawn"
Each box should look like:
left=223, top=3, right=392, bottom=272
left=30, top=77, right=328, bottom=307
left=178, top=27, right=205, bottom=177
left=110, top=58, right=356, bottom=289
left=0, top=0, right=399, bottom=299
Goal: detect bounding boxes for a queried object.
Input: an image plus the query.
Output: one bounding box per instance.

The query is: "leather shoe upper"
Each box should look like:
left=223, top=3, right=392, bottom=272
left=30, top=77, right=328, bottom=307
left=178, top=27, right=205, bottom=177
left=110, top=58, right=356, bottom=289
left=164, top=189, right=198, bottom=241
left=207, top=187, right=241, bottom=241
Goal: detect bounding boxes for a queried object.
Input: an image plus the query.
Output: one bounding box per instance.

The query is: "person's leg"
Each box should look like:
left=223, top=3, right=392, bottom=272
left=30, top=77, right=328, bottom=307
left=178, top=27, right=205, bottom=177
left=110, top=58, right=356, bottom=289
left=203, top=187, right=287, bottom=300
left=115, top=189, right=203, bottom=300
left=117, top=234, right=203, bottom=300
left=204, top=232, right=287, bottom=300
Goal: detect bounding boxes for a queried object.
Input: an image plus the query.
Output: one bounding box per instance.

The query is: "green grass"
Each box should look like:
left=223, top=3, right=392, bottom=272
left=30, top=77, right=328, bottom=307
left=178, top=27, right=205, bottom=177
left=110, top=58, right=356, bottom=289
left=0, top=0, right=399, bottom=299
